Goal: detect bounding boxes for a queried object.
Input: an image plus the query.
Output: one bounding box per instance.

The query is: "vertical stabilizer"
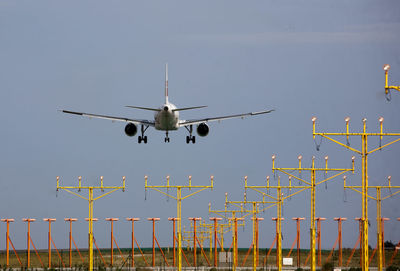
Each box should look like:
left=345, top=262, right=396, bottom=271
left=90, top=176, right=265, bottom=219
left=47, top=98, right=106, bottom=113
left=165, top=63, right=169, bottom=104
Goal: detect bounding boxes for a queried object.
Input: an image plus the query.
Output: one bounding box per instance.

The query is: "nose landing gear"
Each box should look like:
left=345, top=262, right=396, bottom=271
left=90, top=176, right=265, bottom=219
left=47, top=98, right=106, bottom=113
left=164, top=131, right=170, bottom=143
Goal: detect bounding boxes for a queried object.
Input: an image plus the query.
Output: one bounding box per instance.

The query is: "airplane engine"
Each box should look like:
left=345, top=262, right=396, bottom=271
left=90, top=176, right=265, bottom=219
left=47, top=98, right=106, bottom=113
left=196, top=123, right=209, bottom=137
left=124, top=123, right=137, bottom=137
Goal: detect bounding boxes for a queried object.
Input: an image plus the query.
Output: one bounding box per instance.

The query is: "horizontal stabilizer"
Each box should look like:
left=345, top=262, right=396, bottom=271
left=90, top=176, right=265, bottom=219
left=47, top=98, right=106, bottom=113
left=172, top=105, right=208, bottom=112
left=125, top=106, right=161, bottom=112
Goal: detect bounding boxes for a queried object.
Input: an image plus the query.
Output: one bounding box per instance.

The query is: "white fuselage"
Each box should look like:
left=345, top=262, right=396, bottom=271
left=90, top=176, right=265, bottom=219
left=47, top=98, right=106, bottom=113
left=154, top=102, right=179, bottom=130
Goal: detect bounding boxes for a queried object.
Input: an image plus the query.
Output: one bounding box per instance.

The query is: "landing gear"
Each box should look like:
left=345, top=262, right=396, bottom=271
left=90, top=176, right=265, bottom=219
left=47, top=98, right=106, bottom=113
left=186, top=135, right=195, bottom=144
left=185, top=125, right=196, bottom=144
left=164, top=131, right=170, bottom=143
left=138, top=125, right=149, bottom=144
left=138, top=136, right=147, bottom=144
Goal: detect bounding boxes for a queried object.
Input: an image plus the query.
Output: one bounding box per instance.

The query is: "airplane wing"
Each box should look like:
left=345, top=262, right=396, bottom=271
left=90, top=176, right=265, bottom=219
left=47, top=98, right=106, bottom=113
left=61, top=110, right=155, bottom=126
left=178, top=109, right=274, bottom=127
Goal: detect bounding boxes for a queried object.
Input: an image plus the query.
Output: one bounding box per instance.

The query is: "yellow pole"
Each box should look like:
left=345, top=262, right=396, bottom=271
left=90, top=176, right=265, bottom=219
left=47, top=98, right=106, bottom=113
left=361, top=122, right=369, bottom=271
left=385, top=67, right=389, bottom=94
left=177, top=187, right=182, bottom=271
left=310, top=157, right=316, bottom=271
left=220, top=226, right=224, bottom=252
left=208, top=223, right=213, bottom=262
left=376, top=188, right=382, bottom=271
left=88, top=188, right=93, bottom=271
left=233, top=214, right=236, bottom=271
left=231, top=213, right=237, bottom=271
left=277, top=185, right=283, bottom=271
left=252, top=203, right=257, bottom=271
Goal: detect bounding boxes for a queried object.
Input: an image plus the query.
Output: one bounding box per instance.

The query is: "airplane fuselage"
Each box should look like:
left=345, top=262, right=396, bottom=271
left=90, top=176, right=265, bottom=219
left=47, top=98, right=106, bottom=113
left=154, top=102, right=179, bottom=131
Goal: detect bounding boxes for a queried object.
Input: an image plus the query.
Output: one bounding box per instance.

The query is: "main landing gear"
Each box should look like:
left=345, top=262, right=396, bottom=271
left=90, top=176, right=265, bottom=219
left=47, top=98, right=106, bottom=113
left=185, top=125, right=196, bottom=144
left=138, top=125, right=149, bottom=144
left=164, top=131, right=170, bottom=143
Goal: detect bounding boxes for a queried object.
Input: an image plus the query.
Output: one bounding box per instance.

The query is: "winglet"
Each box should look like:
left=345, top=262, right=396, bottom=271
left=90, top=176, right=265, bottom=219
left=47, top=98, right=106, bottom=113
left=165, top=63, right=169, bottom=104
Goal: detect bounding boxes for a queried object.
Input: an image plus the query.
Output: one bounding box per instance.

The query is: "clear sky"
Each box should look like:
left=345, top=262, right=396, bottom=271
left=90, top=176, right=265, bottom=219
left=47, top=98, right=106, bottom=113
left=1, top=0, right=400, bottom=252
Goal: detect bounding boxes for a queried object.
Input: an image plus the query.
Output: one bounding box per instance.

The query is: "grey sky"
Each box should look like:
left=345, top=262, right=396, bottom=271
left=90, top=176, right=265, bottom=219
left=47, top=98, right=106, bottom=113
left=0, top=0, right=399, bottom=252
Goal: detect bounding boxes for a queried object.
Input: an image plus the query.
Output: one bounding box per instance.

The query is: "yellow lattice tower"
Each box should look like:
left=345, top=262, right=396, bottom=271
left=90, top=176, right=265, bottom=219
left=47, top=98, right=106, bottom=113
left=207, top=205, right=238, bottom=257
left=197, top=219, right=234, bottom=260
left=344, top=175, right=400, bottom=271
left=188, top=219, right=209, bottom=247
left=145, top=175, right=213, bottom=271
left=200, top=219, right=233, bottom=262
left=197, top=220, right=214, bottom=259
left=247, top=155, right=354, bottom=271
left=383, top=64, right=400, bottom=101
left=313, top=116, right=400, bottom=271
left=183, top=225, right=192, bottom=250
left=208, top=203, right=247, bottom=271
left=245, top=172, right=337, bottom=271
left=183, top=224, right=209, bottom=253
left=225, top=190, right=278, bottom=271
left=208, top=202, right=246, bottom=243
left=186, top=219, right=211, bottom=266
left=244, top=175, right=293, bottom=271
left=56, top=176, right=125, bottom=271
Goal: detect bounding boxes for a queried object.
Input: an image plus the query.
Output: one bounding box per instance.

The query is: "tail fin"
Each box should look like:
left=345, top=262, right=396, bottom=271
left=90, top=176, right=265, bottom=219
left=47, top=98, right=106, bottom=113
left=165, top=63, right=169, bottom=103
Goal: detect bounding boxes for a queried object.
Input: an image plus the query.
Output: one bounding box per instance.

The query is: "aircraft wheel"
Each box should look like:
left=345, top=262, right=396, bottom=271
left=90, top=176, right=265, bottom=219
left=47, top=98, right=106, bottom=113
left=138, top=136, right=142, bottom=144
left=186, top=136, right=190, bottom=144
left=192, top=136, right=196, bottom=144
left=144, top=136, right=148, bottom=144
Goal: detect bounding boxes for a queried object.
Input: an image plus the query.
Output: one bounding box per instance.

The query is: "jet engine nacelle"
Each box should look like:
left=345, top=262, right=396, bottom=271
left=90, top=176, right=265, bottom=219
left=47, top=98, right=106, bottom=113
left=197, top=123, right=209, bottom=137
left=124, top=123, right=137, bottom=137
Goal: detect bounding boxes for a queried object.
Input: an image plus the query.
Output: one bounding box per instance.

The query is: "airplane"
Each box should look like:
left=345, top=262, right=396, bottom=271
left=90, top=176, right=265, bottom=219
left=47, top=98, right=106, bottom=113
left=61, top=64, right=274, bottom=144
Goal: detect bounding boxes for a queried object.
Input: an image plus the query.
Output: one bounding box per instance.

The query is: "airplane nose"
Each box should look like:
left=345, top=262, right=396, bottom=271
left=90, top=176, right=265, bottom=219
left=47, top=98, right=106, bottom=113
left=164, top=106, right=169, bottom=111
